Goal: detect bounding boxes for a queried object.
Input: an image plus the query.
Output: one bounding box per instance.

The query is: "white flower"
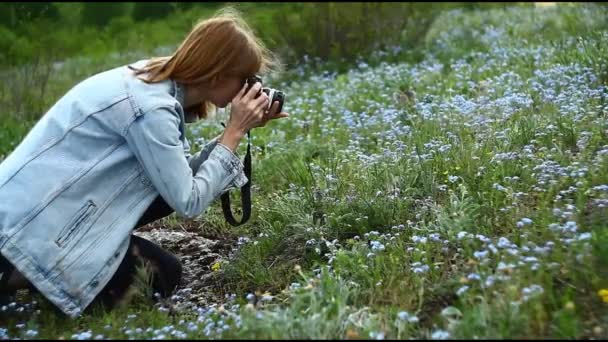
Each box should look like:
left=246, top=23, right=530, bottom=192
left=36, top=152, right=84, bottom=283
left=467, top=273, right=481, bottom=281
left=412, top=265, right=430, bottom=273
left=431, top=329, right=450, bottom=340
left=497, top=237, right=512, bottom=248
left=397, top=311, right=419, bottom=323
left=476, top=234, right=491, bottom=243
left=564, top=221, right=578, bottom=233
left=523, top=256, right=538, bottom=263
left=25, top=330, right=38, bottom=337
left=473, top=250, right=489, bottom=259
left=522, top=284, right=544, bottom=301
left=370, top=240, right=386, bottom=251
left=506, top=248, right=519, bottom=256
left=398, top=311, right=412, bottom=320
left=456, top=285, right=470, bottom=296
left=493, top=183, right=507, bottom=192
left=497, top=261, right=516, bottom=271
left=369, top=331, right=385, bottom=340
left=72, top=331, right=93, bottom=340
left=412, top=235, right=428, bottom=244
left=484, top=275, right=496, bottom=288
left=487, top=244, right=498, bottom=254
left=577, top=232, right=592, bottom=240
left=517, top=217, right=533, bottom=228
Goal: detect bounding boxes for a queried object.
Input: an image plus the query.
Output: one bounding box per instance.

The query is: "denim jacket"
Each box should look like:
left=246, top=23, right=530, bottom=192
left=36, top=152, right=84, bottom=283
left=0, top=59, right=248, bottom=317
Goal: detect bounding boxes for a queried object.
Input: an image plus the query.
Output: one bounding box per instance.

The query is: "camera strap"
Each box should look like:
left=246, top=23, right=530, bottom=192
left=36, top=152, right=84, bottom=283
left=219, top=125, right=252, bottom=226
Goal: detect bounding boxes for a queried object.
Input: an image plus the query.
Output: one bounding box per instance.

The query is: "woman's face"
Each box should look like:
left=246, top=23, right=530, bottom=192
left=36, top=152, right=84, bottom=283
left=208, top=75, right=246, bottom=109
left=183, top=74, right=247, bottom=122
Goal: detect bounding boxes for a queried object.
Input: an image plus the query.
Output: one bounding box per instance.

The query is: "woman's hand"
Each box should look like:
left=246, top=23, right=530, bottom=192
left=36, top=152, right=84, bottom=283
left=219, top=82, right=289, bottom=152
left=252, top=100, right=290, bottom=128
left=227, top=81, right=270, bottom=135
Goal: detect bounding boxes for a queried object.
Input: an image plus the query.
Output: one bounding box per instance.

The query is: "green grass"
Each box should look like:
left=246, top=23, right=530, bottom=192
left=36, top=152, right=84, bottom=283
left=1, top=2, right=608, bottom=340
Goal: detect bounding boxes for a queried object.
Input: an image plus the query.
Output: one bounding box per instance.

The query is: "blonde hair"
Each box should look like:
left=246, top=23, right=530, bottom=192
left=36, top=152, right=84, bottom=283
left=132, top=6, right=278, bottom=119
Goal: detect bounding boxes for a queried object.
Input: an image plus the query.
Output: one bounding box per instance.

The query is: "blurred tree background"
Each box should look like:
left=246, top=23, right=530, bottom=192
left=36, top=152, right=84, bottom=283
left=0, top=2, right=535, bottom=122
left=0, top=2, right=535, bottom=69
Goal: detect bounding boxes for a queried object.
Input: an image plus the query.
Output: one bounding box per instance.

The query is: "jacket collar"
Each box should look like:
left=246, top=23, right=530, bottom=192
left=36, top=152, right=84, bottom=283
left=172, top=80, right=186, bottom=108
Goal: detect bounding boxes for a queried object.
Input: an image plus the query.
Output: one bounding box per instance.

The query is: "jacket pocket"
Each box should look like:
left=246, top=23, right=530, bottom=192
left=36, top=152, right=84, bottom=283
left=55, top=200, right=98, bottom=248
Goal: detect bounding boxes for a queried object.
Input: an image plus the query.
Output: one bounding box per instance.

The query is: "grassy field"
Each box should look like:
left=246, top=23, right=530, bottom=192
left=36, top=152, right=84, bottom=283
left=1, top=3, right=608, bottom=339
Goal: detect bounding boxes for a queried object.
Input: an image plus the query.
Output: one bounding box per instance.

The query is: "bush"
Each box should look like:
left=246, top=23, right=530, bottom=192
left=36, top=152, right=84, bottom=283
left=262, top=3, right=438, bottom=62
left=132, top=2, right=175, bottom=22
left=81, top=2, right=130, bottom=27
left=0, top=2, right=59, bottom=29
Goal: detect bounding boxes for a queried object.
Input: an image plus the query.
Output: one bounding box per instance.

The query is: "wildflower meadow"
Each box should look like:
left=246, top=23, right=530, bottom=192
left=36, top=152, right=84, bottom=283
left=0, top=2, right=607, bottom=340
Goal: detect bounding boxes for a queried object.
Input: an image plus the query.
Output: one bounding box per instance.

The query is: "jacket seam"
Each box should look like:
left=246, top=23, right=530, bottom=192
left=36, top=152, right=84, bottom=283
left=122, top=102, right=180, bottom=136
left=81, top=186, right=155, bottom=292
left=7, top=141, right=123, bottom=240
left=2, top=240, right=81, bottom=305
left=48, top=165, right=144, bottom=279
left=0, top=96, right=128, bottom=193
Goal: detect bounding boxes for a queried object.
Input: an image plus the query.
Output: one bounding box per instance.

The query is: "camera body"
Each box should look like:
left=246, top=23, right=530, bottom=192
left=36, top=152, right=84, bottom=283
left=244, top=75, right=285, bottom=113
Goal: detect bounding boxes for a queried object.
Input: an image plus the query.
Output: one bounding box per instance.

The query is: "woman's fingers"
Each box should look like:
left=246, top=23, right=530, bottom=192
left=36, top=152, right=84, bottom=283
left=244, top=82, right=263, bottom=101
left=265, top=101, right=280, bottom=117
left=254, top=92, right=270, bottom=114
left=235, top=82, right=248, bottom=99
left=266, top=102, right=290, bottom=119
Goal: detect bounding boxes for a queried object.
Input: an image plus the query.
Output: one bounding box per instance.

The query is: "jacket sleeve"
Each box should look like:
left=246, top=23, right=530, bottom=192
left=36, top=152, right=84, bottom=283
left=123, top=107, right=248, bottom=219
left=186, top=134, right=219, bottom=167
left=187, top=136, right=248, bottom=193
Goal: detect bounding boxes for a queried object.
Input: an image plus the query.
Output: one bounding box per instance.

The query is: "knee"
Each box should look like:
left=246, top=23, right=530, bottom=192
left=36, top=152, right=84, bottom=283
left=165, top=254, right=183, bottom=291
left=151, top=252, right=183, bottom=298
left=130, top=236, right=183, bottom=298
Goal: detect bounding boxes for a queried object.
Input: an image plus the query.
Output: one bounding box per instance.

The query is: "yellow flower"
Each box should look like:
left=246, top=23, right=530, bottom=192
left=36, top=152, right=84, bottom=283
left=211, top=262, right=221, bottom=272
left=598, top=289, right=608, bottom=303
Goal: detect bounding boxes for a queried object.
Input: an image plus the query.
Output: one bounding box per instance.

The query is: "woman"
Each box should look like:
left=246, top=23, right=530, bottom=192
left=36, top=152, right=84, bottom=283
left=0, top=7, right=289, bottom=317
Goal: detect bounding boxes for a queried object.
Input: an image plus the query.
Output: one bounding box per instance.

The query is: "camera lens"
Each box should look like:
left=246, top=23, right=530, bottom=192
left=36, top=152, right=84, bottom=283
left=274, top=91, right=285, bottom=113
left=262, top=88, right=285, bottom=113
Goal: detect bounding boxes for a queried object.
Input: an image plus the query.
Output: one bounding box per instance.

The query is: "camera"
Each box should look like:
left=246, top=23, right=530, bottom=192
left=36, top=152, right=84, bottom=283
left=221, top=75, right=285, bottom=226
left=244, top=75, right=285, bottom=113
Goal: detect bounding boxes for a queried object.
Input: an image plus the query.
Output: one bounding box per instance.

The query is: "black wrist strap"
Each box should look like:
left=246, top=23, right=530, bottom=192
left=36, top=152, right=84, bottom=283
left=219, top=124, right=252, bottom=226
